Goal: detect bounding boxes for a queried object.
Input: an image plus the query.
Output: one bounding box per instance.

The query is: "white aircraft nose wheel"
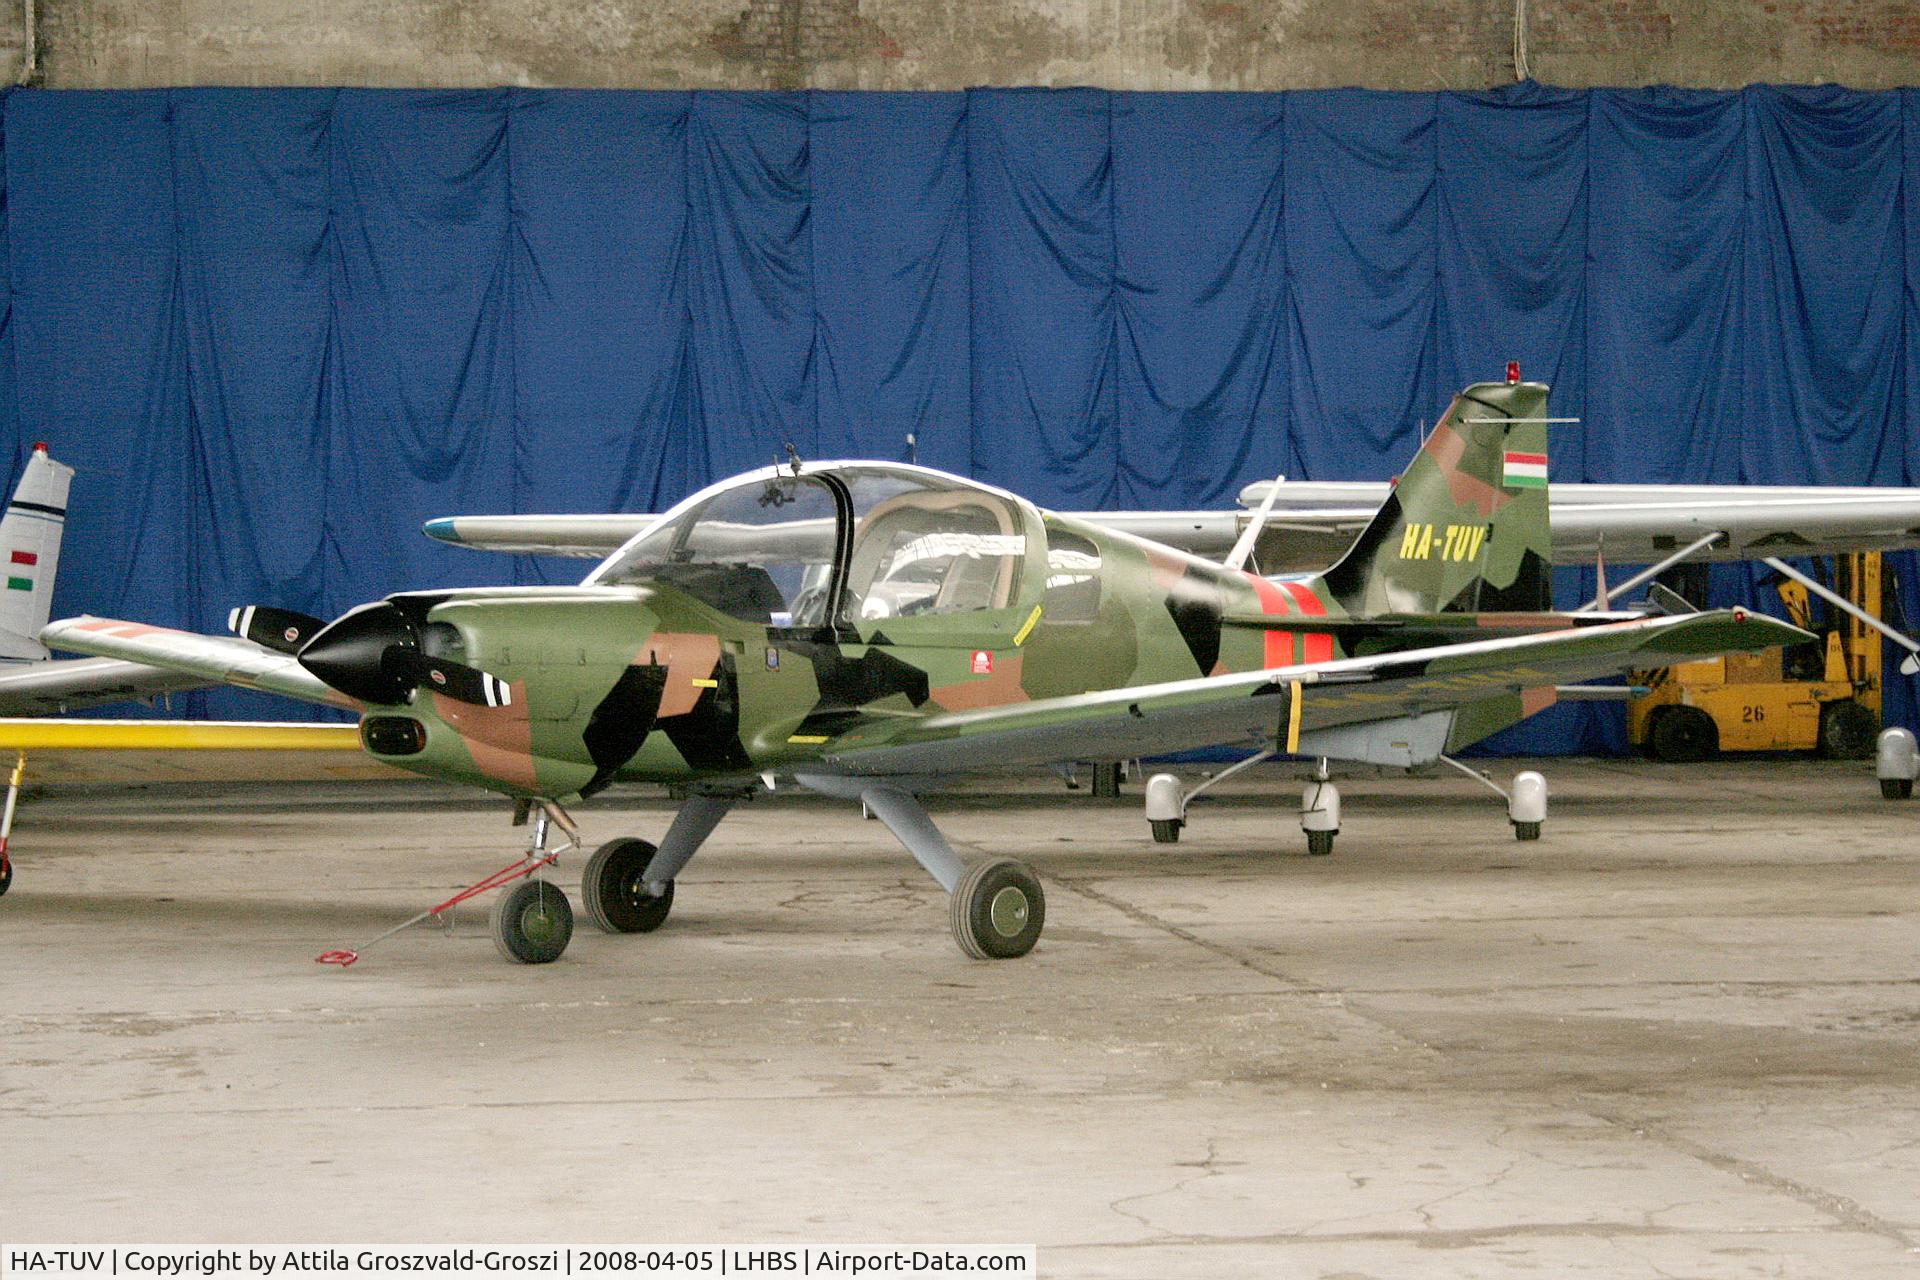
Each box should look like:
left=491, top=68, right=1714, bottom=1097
left=491, top=878, right=574, bottom=964
left=951, top=858, right=1046, bottom=959
left=582, top=837, right=675, bottom=934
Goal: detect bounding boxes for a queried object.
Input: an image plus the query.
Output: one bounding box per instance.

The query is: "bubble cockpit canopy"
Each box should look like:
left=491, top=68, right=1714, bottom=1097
left=586, top=463, right=1037, bottom=629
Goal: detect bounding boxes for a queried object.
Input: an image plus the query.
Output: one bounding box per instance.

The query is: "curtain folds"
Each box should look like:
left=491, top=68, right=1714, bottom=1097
left=0, top=84, right=1913, bottom=745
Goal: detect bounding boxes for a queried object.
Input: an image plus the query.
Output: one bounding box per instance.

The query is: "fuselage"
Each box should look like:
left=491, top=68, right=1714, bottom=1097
left=355, top=462, right=1351, bottom=799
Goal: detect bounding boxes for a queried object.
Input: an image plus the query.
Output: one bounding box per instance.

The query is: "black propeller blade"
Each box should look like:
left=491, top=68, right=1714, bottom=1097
left=385, top=647, right=513, bottom=708
left=229, top=605, right=327, bottom=654
left=294, top=599, right=513, bottom=709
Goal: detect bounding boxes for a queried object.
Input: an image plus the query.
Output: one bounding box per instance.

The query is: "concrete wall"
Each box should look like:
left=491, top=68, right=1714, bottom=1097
left=0, top=0, right=1914, bottom=91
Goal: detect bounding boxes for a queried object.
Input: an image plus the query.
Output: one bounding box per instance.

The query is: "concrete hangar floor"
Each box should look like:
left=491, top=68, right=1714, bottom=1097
left=3, top=761, right=1918, bottom=1276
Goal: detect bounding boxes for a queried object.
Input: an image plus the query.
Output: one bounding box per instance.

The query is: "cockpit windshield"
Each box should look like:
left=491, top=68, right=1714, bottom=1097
left=588, top=473, right=842, bottom=624
left=587, top=464, right=1033, bottom=629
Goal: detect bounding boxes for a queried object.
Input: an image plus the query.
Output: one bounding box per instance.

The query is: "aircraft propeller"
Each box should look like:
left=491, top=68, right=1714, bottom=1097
left=230, top=599, right=511, bottom=709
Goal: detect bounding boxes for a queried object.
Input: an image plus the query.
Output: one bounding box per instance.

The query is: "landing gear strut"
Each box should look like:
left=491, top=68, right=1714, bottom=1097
left=0, top=751, right=24, bottom=898
left=487, top=801, right=579, bottom=965
left=853, top=783, right=1046, bottom=960
left=1439, top=756, right=1547, bottom=840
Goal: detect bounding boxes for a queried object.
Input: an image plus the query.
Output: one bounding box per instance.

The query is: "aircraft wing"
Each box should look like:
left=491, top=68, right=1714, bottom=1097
left=38, top=617, right=349, bottom=709
left=423, top=514, right=652, bottom=558
left=803, top=610, right=1808, bottom=777
left=425, top=485, right=1920, bottom=573
left=0, top=655, right=218, bottom=715
left=0, top=718, right=391, bottom=783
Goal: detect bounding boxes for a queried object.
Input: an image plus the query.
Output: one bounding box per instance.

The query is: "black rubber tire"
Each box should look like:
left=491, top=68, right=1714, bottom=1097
left=1306, top=829, right=1335, bottom=857
left=0, top=856, right=11, bottom=897
left=1881, top=778, right=1912, bottom=800
left=1150, top=819, right=1182, bottom=844
left=581, top=837, right=674, bottom=934
left=1649, top=706, right=1718, bottom=763
left=1817, top=700, right=1878, bottom=760
left=1092, top=762, right=1124, bottom=799
left=951, top=858, right=1045, bottom=960
left=1513, top=820, right=1542, bottom=841
left=490, top=878, right=574, bottom=964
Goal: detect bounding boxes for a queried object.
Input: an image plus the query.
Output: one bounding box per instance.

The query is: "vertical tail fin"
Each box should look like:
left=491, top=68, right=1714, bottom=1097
left=1315, top=380, right=1554, bottom=616
left=0, top=444, right=73, bottom=662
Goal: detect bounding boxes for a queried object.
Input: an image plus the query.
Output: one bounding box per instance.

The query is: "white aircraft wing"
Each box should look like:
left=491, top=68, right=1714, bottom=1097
left=0, top=655, right=221, bottom=715
left=424, top=484, right=1920, bottom=573
left=38, top=617, right=348, bottom=710
left=422, top=514, right=653, bottom=559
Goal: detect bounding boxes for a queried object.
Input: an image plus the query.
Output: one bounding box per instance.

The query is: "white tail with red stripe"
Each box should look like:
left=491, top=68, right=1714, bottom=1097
left=0, top=444, right=71, bottom=663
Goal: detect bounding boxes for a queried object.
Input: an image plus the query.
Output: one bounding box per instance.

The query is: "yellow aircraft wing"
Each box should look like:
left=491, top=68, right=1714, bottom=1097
left=0, top=718, right=400, bottom=894
left=0, top=718, right=393, bottom=784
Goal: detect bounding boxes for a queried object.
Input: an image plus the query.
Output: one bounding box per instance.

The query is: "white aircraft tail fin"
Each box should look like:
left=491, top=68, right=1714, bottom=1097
left=0, top=444, right=73, bottom=663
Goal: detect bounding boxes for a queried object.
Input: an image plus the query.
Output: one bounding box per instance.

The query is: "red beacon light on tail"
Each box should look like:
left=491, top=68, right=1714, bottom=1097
left=1506, top=361, right=1521, bottom=384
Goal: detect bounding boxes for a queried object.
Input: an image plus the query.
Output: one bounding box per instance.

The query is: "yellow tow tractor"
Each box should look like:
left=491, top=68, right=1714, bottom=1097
left=1628, top=553, right=1886, bottom=764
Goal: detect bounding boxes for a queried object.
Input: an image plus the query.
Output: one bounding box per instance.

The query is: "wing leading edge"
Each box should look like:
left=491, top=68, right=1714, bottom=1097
left=38, top=617, right=348, bottom=709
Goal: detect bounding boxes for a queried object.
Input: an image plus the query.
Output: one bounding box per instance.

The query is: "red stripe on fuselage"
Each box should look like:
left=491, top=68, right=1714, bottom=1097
left=1279, top=581, right=1335, bottom=661
left=1243, top=574, right=1295, bottom=667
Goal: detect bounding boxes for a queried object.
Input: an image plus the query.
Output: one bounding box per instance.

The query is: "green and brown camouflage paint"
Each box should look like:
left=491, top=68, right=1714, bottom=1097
left=355, top=381, right=1581, bottom=798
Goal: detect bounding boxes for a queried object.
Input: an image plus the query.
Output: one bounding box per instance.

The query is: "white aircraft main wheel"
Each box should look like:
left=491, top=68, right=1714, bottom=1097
left=1150, top=819, right=1181, bottom=844
left=582, top=837, right=674, bottom=934
left=491, top=878, right=574, bottom=965
left=951, top=858, right=1045, bottom=960
left=1306, top=829, right=1335, bottom=857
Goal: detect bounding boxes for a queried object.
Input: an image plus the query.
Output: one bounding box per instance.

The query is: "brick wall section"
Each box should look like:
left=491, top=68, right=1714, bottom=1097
left=1534, top=0, right=1677, bottom=51
left=6, top=0, right=1920, bottom=89
left=1774, top=1, right=1920, bottom=55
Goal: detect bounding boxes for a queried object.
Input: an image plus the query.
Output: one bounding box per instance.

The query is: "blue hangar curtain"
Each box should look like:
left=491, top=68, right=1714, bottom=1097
left=1, top=82, right=1918, bottom=749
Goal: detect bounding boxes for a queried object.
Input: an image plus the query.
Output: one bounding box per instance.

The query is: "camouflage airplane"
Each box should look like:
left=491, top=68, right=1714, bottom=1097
left=43, top=374, right=1807, bottom=965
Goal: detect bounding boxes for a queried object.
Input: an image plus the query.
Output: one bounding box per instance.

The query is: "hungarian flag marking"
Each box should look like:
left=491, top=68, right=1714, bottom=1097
left=1503, top=451, right=1548, bottom=488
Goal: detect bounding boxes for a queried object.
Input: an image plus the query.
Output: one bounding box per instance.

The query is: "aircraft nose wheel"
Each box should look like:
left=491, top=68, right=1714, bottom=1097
left=582, top=837, right=675, bottom=934
left=951, top=857, right=1046, bottom=959
left=491, top=878, right=574, bottom=964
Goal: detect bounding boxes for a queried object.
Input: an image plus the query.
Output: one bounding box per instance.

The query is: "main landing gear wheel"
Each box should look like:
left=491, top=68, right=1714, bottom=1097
left=1513, top=820, right=1542, bottom=841
left=951, top=858, right=1045, bottom=960
left=582, top=837, right=674, bottom=934
left=491, top=878, right=574, bottom=964
left=1881, top=778, right=1913, bottom=800
left=1150, top=819, right=1181, bottom=844
left=1306, top=830, right=1335, bottom=857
